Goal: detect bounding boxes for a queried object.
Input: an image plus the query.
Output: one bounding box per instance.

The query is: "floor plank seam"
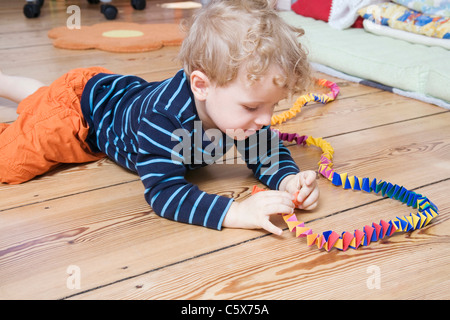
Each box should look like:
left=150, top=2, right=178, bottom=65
left=323, top=110, right=450, bottom=139
left=60, top=232, right=271, bottom=300
left=0, top=179, right=139, bottom=213
left=1, top=43, right=52, bottom=51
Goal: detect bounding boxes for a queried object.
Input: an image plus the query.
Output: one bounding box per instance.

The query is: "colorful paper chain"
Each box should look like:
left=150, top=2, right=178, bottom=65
left=271, top=79, right=340, bottom=126
left=252, top=81, right=439, bottom=252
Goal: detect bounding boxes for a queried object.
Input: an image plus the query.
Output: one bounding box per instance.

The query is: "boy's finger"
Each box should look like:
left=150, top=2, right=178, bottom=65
left=301, top=171, right=316, bottom=186
left=299, top=201, right=318, bottom=210
left=296, top=185, right=312, bottom=203
left=261, top=219, right=283, bottom=236
left=298, top=188, right=319, bottom=210
left=255, top=190, right=296, bottom=202
left=264, top=203, right=294, bottom=215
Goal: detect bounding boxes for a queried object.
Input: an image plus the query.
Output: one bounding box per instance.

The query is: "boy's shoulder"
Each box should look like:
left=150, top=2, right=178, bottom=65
left=150, top=69, right=198, bottom=130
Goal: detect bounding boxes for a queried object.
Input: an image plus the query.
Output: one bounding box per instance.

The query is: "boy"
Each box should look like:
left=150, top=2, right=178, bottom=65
left=0, top=0, right=318, bottom=235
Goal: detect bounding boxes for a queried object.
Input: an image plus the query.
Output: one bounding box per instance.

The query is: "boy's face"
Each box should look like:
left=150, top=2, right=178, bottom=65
left=194, top=66, right=288, bottom=140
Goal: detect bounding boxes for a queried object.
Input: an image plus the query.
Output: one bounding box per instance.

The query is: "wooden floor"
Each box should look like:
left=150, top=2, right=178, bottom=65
left=1, top=0, right=449, bottom=301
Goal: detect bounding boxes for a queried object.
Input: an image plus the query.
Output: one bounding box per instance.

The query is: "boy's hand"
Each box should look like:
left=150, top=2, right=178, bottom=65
left=222, top=171, right=319, bottom=235
left=280, top=171, right=319, bottom=210
left=223, top=190, right=295, bottom=236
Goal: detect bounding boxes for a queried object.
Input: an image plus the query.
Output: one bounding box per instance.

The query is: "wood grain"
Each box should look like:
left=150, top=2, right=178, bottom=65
left=0, top=0, right=449, bottom=300
left=72, top=180, right=450, bottom=300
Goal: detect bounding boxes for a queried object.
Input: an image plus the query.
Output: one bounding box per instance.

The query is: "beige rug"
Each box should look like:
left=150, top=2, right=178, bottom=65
left=48, top=22, right=184, bottom=53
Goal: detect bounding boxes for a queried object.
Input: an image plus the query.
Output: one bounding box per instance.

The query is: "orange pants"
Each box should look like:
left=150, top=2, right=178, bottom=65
left=0, top=67, right=111, bottom=184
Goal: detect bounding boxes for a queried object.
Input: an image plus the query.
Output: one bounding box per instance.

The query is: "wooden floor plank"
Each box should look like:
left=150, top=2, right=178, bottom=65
left=273, top=90, right=447, bottom=137
left=1, top=0, right=448, bottom=301
left=0, top=178, right=266, bottom=299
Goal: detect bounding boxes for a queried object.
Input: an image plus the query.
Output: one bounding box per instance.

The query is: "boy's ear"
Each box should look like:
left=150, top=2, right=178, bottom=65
left=190, top=70, right=210, bottom=101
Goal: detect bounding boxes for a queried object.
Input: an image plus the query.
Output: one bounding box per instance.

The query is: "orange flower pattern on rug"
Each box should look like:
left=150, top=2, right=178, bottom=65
left=48, top=22, right=184, bottom=53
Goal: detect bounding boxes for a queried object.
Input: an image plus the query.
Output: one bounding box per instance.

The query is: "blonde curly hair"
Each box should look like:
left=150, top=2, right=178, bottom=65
left=178, top=0, right=311, bottom=96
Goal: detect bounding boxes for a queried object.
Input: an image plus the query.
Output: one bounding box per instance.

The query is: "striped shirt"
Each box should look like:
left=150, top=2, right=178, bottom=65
left=80, top=69, right=299, bottom=230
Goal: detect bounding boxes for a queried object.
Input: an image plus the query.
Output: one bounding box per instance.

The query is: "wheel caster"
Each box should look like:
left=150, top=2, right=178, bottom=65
left=131, top=0, right=146, bottom=10
left=23, top=2, right=41, bottom=18
left=101, top=4, right=118, bottom=20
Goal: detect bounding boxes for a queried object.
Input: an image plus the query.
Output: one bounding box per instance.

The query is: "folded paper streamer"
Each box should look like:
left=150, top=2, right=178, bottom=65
left=252, top=81, right=439, bottom=252
left=271, top=79, right=339, bottom=126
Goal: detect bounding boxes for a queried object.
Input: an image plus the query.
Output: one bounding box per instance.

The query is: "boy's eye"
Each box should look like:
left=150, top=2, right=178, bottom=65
left=242, top=105, right=257, bottom=112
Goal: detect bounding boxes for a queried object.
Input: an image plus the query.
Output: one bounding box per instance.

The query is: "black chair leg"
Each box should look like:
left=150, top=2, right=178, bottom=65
left=23, top=0, right=44, bottom=18
left=100, top=4, right=118, bottom=20
left=131, top=0, right=146, bottom=10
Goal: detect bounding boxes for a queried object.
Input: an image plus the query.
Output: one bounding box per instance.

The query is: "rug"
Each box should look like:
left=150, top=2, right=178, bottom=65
left=48, top=22, right=184, bottom=53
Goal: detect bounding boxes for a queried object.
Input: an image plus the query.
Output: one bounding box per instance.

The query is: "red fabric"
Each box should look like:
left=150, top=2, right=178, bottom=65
left=291, top=0, right=333, bottom=22
left=351, top=16, right=364, bottom=28
left=291, top=0, right=364, bottom=28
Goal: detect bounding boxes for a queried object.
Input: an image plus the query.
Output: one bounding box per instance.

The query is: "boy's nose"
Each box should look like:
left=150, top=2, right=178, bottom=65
left=255, top=111, right=272, bottom=127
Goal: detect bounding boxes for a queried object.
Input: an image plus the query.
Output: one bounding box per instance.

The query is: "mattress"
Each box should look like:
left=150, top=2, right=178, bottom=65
left=280, top=11, right=450, bottom=108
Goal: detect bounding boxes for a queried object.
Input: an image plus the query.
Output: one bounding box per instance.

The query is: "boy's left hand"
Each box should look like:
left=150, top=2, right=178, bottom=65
left=281, top=171, right=319, bottom=210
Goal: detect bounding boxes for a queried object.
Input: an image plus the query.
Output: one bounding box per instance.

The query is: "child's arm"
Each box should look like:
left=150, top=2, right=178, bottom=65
left=224, top=128, right=319, bottom=235
left=234, top=127, right=301, bottom=190
left=136, top=112, right=234, bottom=230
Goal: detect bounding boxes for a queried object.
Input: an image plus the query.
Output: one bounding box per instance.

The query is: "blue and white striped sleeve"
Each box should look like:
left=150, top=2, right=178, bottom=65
left=236, top=126, right=300, bottom=190
left=136, top=112, right=234, bottom=230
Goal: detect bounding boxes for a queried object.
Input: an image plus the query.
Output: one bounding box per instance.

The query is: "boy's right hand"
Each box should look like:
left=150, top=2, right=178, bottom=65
left=222, top=191, right=295, bottom=236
